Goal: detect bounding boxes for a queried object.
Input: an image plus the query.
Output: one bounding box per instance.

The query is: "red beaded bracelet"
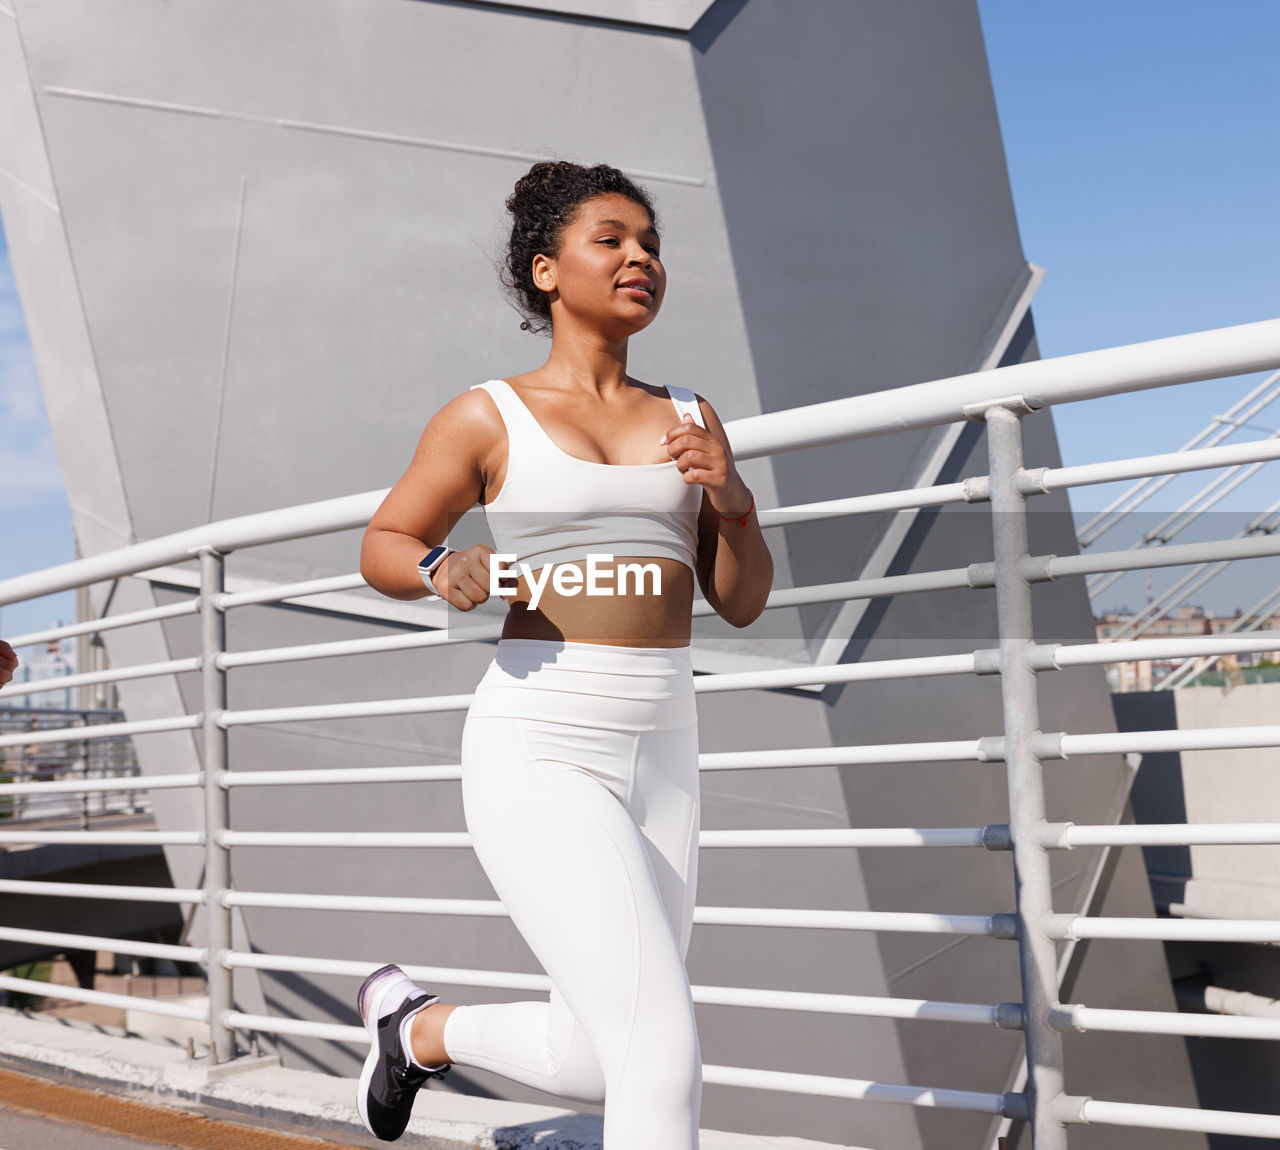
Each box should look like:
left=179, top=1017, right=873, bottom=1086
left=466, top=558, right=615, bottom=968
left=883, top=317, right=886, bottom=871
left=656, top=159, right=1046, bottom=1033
left=718, top=493, right=754, bottom=527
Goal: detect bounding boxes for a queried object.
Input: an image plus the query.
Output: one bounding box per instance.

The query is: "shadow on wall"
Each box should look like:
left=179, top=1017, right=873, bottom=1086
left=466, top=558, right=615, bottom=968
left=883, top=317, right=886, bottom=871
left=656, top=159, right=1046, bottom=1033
left=1111, top=690, right=1190, bottom=907
left=494, top=1113, right=604, bottom=1149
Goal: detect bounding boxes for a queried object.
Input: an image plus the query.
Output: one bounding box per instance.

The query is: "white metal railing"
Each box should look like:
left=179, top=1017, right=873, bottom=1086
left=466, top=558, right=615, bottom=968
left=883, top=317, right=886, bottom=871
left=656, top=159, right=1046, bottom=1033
left=2, top=317, right=1280, bottom=1146
left=0, top=706, right=145, bottom=824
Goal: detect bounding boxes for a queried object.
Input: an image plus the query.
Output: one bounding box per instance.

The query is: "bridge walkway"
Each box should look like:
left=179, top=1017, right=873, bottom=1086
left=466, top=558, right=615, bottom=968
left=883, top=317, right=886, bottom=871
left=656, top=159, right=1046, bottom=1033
left=0, top=1010, right=859, bottom=1150
left=0, top=1065, right=370, bottom=1150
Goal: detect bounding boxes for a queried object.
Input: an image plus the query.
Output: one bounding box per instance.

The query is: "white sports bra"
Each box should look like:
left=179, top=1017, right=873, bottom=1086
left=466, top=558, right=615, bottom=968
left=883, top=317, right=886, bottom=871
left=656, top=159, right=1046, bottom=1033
left=469, top=379, right=705, bottom=574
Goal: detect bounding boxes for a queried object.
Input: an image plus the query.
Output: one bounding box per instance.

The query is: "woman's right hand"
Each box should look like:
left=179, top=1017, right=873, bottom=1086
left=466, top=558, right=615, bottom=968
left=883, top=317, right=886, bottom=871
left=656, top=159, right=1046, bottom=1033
left=433, top=545, right=500, bottom=611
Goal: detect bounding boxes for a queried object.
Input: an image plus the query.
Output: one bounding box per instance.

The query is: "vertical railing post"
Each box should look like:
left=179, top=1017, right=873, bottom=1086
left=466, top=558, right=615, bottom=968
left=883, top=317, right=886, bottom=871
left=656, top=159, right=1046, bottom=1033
left=199, top=546, right=236, bottom=1064
left=984, top=403, right=1069, bottom=1148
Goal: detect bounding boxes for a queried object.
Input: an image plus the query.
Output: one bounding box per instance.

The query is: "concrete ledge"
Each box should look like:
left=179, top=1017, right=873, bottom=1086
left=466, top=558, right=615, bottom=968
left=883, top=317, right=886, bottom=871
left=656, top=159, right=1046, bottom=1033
left=0, top=1010, right=863, bottom=1149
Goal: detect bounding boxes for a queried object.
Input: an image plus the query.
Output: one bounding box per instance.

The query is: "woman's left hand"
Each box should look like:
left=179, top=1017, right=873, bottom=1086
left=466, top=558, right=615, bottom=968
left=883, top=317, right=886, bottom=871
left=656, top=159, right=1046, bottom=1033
left=660, top=414, right=752, bottom=520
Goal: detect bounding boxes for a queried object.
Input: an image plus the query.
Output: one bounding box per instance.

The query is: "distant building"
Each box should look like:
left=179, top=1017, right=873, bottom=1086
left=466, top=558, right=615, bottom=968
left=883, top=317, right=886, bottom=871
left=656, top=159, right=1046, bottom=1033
left=1096, top=605, right=1280, bottom=692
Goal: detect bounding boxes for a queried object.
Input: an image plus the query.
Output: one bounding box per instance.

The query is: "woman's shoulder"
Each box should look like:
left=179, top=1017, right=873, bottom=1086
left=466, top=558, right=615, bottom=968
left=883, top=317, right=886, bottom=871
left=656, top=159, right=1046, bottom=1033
left=418, top=384, right=508, bottom=446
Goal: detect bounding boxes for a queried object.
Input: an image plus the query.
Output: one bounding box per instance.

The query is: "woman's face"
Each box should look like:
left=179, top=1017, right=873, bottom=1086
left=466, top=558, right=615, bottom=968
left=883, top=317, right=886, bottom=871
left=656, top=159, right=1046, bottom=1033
left=534, top=193, right=666, bottom=337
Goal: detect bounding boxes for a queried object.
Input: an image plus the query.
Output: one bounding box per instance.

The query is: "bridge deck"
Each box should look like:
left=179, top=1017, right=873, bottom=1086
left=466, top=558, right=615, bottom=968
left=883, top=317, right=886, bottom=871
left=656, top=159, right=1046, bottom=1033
left=0, top=1009, right=865, bottom=1150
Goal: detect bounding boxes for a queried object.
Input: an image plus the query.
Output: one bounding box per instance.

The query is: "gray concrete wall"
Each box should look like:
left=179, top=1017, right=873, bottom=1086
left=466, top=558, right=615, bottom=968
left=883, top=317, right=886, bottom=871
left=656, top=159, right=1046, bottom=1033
left=1115, top=681, right=1280, bottom=1150
left=0, top=1, right=1205, bottom=1144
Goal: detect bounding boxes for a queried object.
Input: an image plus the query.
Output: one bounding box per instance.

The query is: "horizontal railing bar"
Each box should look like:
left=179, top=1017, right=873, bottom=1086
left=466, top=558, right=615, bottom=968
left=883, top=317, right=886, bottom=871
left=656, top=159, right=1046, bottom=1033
left=217, top=685, right=998, bottom=761
left=0, top=657, right=201, bottom=699
left=0, top=714, right=201, bottom=748
left=1050, top=916, right=1280, bottom=944
left=217, top=649, right=980, bottom=710
left=4, top=600, right=201, bottom=649
left=1027, top=436, right=1280, bottom=494
left=1073, top=1098, right=1280, bottom=1139
left=219, top=1007, right=1026, bottom=1114
left=219, top=626, right=974, bottom=681
left=699, top=828, right=990, bottom=848
left=1035, top=531, right=1280, bottom=582
left=222, top=890, right=1012, bottom=934
left=0, top=830, right=204, bottom=846
left=758, top=567, right=987, bottom=613
left=220, top=738, right=991, bottom=787
left=218, top=628, right=487, bottom=671
left=220, top=831, right=473, bottom=849
left=217, top=571, right=368, bottom=608
left=0, top=924, right=204, bottom=964
left=693, top=985, right=1002, bottom=1025
left=219, top=827, right=994, bottom=850
left=224, top=952, right=551, bottom=992
left=143, top=561, right=491, bottom=636
left=219, top=694, right=475, bottom=728
left=694, top=653, right=979, bottom=693
left=2, top=772, right=200, bottom=796
left=728, top=317, right=1280, bottom=459
left=221, top=765, right=463, bottom=787
left=1056, top=726, right=1280, bottom=757
left=700, top=742, right=989, bottom=770
left=694, top=908, right=1010, bottom=935
left=226, top=1011, right=364, bottom=1043
left=702, top=1064, right=1021, bottom=1114
left=0, top=878, right=204, bottom=903
left=1052, top=1003, right=1280, bottom=1041
left=0, top=490, right=385, bottom=606
left=1046, top=634, right=1280, bottom=668
left=1046, top=822, right=1280, bottom=848
left=224, top=892, right=508, bottom=915
left=0, top=975, right=208, bottom=1022
left=222, top=951, right=1002, bottom=1023
left=758, top=480, right=985, bottom=526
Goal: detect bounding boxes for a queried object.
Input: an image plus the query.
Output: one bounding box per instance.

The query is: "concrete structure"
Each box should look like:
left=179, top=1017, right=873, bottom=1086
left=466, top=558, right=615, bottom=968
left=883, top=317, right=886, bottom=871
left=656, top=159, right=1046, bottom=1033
left=1116, top=680, right=1280, bottom=1131
left=0, top=1, right=1204, bottom=1145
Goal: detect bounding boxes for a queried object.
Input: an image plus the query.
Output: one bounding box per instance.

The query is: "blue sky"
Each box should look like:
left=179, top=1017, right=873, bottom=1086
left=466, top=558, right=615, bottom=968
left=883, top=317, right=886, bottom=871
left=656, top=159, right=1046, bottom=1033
left=3, top=1, right=1280, bottom=639
left=975, top=0, right=1280, bottom=613
left=0, top=222, right=73, bottom=642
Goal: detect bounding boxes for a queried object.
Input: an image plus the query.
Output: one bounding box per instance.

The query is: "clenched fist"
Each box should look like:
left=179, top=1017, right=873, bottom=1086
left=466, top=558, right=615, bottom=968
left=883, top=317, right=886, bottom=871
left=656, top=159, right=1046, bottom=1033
left=431, top=545, right=501, bottom=612
left=0, top=640, right=18, bottom=690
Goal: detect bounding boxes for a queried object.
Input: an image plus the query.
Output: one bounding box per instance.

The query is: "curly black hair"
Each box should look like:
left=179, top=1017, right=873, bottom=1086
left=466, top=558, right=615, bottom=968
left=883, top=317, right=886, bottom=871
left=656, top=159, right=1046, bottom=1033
left=502, top=160, right=659, bottom=334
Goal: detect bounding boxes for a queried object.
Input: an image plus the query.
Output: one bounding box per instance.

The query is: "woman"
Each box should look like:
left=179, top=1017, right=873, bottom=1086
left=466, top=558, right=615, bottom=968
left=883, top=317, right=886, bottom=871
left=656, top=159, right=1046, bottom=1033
left=356, top=161, right=772, bottom=1148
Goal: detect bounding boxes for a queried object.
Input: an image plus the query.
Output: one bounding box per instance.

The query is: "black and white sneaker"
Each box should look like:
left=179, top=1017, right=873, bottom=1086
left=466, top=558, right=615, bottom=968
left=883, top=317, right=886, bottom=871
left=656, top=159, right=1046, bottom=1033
left=356, top=963, right=451, bottom=1141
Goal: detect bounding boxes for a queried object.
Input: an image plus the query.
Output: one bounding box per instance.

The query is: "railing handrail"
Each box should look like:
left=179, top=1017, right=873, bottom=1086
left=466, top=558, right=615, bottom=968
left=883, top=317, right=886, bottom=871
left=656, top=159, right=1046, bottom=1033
left=726, top=316, right=1280, bottom=457
left=5, top=317, right=1280, bottom=610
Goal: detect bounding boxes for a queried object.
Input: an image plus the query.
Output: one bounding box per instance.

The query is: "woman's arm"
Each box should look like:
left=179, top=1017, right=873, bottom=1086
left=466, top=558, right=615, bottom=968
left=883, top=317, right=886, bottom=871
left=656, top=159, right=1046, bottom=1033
left=360, top=391, right=500, bottom=610
left=663, top=398, right=772, bottom=628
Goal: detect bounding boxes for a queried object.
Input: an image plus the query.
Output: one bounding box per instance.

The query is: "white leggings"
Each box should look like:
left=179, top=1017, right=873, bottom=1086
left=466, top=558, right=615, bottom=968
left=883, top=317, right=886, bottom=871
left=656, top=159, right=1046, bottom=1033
left=441, top=638, right=702, bottom=1149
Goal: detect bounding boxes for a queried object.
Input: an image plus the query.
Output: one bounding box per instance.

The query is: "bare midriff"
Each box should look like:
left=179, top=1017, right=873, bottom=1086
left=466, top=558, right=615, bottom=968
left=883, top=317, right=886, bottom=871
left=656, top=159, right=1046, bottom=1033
left=498, top=556, right=694, bottom=648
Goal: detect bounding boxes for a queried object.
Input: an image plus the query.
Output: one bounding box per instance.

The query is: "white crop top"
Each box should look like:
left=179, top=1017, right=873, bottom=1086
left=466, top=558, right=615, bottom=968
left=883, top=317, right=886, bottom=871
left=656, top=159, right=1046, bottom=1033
left=469, top=379, right=706, bottom=573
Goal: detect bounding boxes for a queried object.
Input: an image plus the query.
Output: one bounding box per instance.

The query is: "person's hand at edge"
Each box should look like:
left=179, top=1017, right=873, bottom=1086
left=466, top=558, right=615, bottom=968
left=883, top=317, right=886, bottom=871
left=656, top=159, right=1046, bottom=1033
left=0, top=640, right=18, bottom=690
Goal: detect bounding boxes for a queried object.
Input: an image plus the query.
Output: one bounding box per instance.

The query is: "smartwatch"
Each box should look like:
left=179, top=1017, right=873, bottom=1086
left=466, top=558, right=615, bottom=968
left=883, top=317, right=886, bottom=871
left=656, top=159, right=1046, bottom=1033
left=417, top=545, right=454, bottom=599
